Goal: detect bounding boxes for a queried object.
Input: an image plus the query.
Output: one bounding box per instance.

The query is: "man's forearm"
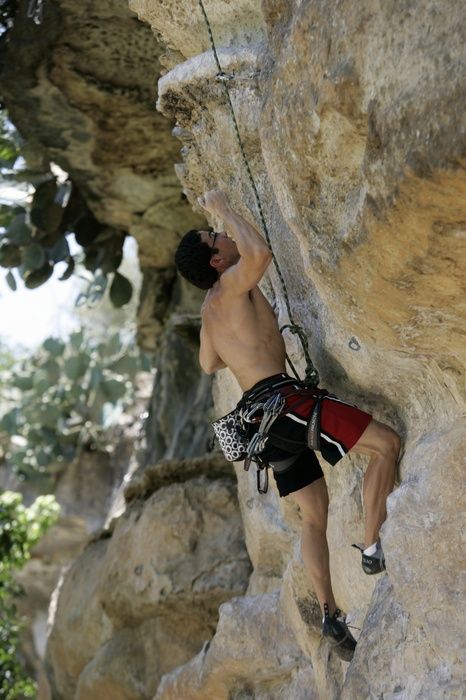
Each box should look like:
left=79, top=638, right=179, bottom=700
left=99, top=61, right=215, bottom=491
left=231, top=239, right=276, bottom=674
left=198, top=190, right=271, bottom=260
left=222, top=206, right=271, bottom=259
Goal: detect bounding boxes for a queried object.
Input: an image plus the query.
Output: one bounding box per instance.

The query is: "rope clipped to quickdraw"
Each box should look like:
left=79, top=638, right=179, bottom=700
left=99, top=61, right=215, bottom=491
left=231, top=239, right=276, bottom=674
left=279, top=323, right=317, bottom=386
left=197, top=0, right=319, bottom=388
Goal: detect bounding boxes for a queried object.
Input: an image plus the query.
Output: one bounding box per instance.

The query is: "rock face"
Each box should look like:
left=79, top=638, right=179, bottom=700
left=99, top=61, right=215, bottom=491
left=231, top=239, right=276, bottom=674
left=131, top=1, right=464, bottom=698
left=155, top=592, right=318, bottom=700
left=45, top=464, right=251, bottom=700
left=1, top=0, right=465, bottom=698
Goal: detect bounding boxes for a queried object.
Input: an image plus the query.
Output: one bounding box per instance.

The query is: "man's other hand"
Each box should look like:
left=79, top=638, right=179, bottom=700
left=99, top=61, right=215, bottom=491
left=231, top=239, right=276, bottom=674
left=198, top=190, right=230, bottom=216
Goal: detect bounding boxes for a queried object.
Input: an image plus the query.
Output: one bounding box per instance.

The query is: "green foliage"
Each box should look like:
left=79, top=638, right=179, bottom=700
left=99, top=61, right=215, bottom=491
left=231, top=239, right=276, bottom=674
left=0, top=0, right=18, bottom=34
left=110, top=271, right=133, bottom=308
left=0, top=490, right=60, bottom=699
left=0, top=112, right=20, bottom=169
left=0, top=204, right=16, bottom=229
left=0, top=343, right=15, bottom=460
left=0, top=112, right=133, bottom=306
left=5, top=269, right=16, bottom=289
left=0, top=329, right=151, bottom=486
left=0, top=134, right=19, bottom=168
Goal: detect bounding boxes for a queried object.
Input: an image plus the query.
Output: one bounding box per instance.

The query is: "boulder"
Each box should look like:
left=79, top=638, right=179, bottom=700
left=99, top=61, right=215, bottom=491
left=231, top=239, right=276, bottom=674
left=155, top=592, right=318, bottom=700
left=45, top=472, right=251, bottom=696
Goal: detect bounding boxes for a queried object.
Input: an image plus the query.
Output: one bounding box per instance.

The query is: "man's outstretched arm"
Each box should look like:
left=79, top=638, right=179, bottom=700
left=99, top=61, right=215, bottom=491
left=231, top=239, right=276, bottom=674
left=198, top=190, right=272, bottom=293
left=199, top=190, right=269, bottom=258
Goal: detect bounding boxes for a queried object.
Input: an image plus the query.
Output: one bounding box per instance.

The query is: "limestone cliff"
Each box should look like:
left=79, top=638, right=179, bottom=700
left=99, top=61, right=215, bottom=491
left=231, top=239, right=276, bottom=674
left=1, top=1, right=465, bottom=699
left=131, top=1, right=465, bottom=697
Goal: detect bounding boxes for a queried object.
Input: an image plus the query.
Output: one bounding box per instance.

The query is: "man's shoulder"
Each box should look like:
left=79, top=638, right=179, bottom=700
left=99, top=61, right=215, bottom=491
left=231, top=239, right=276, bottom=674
left=202, top=282, right=254, bottom=317
left=201, top=285, right=226, bottom=317
left=216, top=276, right=257, bottom=301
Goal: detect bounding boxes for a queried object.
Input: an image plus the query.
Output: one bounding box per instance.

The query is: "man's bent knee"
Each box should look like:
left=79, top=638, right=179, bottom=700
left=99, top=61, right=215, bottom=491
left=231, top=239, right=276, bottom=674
left=370, top=427, right=401, bottom=469
left=381, top=425, right=401, bottom=460
left=352, top=419, right=401, bottom=460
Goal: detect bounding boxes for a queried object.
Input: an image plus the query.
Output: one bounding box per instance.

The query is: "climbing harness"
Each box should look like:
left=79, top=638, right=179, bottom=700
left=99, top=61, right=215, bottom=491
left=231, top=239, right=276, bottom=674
left=213, top=373, right=325, bottom=494
left=197, top=0, right=319, bottom=388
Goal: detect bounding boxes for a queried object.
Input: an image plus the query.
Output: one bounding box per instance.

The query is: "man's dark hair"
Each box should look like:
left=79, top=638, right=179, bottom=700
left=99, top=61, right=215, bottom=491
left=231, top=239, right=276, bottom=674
left=174, top=229, right=219, bottom=290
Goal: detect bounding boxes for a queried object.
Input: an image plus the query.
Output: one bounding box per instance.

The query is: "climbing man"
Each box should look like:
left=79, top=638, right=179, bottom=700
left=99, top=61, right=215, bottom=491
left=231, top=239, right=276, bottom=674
left=174, top=190, right=400, bottom=661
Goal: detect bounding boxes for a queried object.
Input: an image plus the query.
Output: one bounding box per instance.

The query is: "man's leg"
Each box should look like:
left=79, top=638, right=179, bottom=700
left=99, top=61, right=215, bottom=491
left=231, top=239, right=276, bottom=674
left=349, top=419, right=400, bottom=547
left=290, top=476, right=337, bottom=615
left=290, top=476, right=357, bottom=661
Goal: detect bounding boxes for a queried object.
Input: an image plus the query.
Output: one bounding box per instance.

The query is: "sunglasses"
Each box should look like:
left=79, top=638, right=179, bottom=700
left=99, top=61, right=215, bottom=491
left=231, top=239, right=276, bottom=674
left=208, top=230, right=218, bottom=249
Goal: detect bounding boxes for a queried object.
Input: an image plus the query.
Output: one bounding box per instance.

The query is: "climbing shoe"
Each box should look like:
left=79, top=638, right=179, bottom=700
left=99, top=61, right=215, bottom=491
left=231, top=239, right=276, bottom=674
left=352, top=540, right=386, bottom=575
left=322, top=604, right=357, bottom=662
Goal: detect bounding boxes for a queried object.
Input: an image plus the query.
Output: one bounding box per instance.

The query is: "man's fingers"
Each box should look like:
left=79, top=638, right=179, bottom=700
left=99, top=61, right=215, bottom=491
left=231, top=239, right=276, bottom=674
left=198, top=190, right=228, bottom=212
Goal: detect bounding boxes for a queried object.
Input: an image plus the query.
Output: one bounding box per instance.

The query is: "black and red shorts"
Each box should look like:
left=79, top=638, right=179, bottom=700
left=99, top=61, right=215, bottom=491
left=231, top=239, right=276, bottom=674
left=242, top=374, right=372, bottom=497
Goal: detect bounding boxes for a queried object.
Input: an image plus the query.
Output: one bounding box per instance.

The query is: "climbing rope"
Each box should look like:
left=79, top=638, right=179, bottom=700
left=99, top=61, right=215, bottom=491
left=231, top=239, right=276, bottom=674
left=197, top=0, right=319, bottom=387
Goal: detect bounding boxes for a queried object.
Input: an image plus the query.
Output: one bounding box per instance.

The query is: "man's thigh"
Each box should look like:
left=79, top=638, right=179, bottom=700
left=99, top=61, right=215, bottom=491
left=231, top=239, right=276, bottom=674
left=271, top=448, right=324, bottom=498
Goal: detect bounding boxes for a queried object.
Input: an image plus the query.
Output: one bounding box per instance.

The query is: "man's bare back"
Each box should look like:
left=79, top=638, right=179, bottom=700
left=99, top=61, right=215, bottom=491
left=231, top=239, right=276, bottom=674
left=201, top=283, right=286, bottom=391
left=194, top=190, right=287, bottom=390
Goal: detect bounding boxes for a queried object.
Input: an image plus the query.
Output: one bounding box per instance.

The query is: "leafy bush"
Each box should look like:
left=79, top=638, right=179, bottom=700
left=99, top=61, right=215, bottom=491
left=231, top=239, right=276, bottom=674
left=0, top=328, right=151, bottom=487
left=0, top=0, right=18, bottom=33
left=0, top=490, right=60, bottom=699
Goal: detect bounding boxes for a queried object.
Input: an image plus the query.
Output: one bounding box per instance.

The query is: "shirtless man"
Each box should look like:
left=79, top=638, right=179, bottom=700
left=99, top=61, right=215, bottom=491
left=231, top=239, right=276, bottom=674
left=175, top=190, right=400, bottom=661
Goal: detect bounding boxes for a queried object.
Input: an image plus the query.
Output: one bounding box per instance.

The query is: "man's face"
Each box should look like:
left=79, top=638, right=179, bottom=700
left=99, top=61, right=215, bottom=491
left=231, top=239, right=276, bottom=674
left=199, top=230, right=239, bottom=270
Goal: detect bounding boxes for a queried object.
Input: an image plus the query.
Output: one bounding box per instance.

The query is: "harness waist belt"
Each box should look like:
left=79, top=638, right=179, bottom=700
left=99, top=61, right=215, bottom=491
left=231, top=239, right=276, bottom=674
left=239, top=373, right=303, bottom=407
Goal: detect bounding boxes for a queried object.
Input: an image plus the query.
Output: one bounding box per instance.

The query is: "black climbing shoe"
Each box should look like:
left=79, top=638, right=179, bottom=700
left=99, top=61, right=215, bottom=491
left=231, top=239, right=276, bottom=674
left=352, top=540, right=386, bottom=575
left=322, top=604, right=357, bottom=662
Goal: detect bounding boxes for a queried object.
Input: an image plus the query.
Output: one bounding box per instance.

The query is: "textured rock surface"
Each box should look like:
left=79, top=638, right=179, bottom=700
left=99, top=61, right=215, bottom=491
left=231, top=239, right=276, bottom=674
left=2, top=1, right=465, bottom=698
left=45, top=539, right=114, bottom=700
left=141, top=0, right=465, bottom=698
left=143, top=304, right=213, bottom=463
left=155, top=592, right=318, bottom=700
left=45, top=470, right=250, bottom=699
